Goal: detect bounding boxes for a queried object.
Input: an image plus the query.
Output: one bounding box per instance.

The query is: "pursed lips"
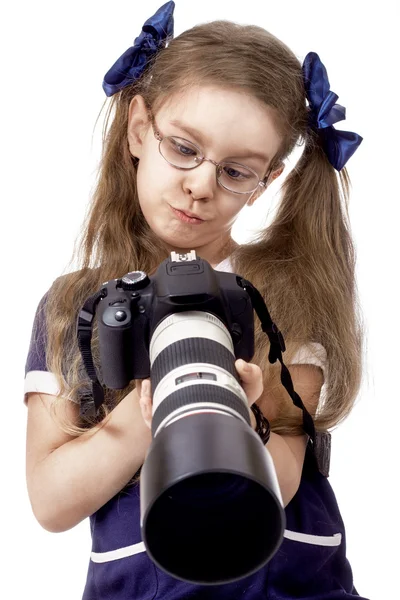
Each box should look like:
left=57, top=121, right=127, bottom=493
left=169, top=204, right=205, bottom=221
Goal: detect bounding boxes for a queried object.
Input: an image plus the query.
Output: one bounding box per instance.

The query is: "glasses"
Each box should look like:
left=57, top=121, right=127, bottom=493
left=151, top=119, right=272, bottom=195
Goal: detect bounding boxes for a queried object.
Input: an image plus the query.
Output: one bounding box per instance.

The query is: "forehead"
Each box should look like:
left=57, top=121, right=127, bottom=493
left=155, top=85, right=282, bottom=160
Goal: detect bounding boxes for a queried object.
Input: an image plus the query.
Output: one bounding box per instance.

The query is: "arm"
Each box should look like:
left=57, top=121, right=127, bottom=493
left=26, top=387, right=152, bottom=533
left=258, top=363, right=324, bottom=506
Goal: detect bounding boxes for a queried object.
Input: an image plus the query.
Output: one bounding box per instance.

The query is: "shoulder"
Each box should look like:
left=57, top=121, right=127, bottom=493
left=48, top=267, right=101, bottom=293
left=287, top=362, right=325, bottom=417
left=40, top=268, right=103, bottom=320
left=258, top=362, right=324, bottom=424
left=259, top=363, right=325, bottom=495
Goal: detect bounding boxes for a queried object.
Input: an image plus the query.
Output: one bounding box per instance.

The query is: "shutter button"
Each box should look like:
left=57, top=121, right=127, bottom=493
left=115, top=310, right=127, bottom=322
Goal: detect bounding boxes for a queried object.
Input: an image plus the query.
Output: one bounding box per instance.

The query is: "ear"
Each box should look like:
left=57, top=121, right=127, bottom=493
left=127, top=95, right=151, bottom=159
left=247, top=162, right=285, bottom=207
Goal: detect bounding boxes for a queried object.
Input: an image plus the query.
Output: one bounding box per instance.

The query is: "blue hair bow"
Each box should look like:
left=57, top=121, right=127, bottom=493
left=102, top=1, right=175, bottom=97
left=302, top=52, right=362, bottom=171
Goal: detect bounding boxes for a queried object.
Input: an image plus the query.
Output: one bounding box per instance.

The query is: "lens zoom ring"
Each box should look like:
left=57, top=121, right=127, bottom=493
left=151, top=384, right=250, bottom=436
left=151, top=338, right=239, bottom=390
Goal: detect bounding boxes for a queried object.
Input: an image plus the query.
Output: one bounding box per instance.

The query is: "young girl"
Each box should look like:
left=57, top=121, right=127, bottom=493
left=24, top=2, right=368, bottom=598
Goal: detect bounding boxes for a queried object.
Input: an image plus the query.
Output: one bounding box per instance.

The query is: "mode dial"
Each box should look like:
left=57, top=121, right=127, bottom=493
left=120, top=271, right=150, bottom=291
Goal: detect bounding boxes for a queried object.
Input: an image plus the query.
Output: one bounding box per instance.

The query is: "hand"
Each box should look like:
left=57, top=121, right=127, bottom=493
left=137, top=359, right=264, bottom=430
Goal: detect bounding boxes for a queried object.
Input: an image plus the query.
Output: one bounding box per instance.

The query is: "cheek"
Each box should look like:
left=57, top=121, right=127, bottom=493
left=135, top=160, right=178, bottom=235
left=136, top=154, right=177, bottom=204
left=136, top=154, right=156, bottom=196
left=221, top=200, right=247, bottom=225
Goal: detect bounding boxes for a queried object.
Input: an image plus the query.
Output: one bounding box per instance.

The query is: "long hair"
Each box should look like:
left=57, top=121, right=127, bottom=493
left=44, top=20, right=364, bottom=442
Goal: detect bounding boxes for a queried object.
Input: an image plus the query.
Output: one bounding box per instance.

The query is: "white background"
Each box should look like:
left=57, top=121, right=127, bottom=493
left=1, top=1, right=398, bottom=598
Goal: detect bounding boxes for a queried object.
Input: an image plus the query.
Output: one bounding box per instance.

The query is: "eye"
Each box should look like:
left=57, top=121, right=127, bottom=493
left=169, top=137, right=198, bottom=157
left=223, top=165, right=252, bottom=180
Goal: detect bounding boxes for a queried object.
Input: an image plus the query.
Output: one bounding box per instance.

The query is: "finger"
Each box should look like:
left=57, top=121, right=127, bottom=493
left=143, top=401, right=152, bottom=423
left=141, top=379, right=151, bottom=398
left=235, top=359, right=263, bottom=407
left=139, top=379, right=152, bottom=429
left=134, top=379, right=143, bottom=397
left=139, top=397, right=152, bottom=429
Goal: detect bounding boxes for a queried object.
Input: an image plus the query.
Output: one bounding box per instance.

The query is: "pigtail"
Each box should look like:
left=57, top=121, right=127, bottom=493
left=234, top=133, right=363, bottom=435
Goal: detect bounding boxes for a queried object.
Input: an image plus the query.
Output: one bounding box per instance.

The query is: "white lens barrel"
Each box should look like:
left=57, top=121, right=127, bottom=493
left=149, top=312, right=251, bottom=437
left=150, top=311, right=234, bottom=362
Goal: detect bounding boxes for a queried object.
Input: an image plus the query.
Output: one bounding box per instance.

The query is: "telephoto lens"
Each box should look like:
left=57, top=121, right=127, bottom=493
left=140, top=309, right=285, bottom=585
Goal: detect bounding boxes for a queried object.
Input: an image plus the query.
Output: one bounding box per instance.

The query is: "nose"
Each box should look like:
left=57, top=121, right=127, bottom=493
left=182, top=159, right=218, bottom=200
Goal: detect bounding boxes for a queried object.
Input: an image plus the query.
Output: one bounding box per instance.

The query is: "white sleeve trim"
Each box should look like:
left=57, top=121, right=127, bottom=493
left=24, top=370, right=61, bottom=404
left=287, top=342, right=328, bottom=416
left=288, top=342, right=327, bottom=378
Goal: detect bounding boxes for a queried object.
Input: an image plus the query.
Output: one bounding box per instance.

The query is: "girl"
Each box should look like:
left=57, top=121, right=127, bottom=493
left=24, top=2, right=368, bottom=598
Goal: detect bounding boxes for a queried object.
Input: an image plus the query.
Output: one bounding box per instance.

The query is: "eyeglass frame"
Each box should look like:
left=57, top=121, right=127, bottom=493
left=149, top=115, right=274, bottom=196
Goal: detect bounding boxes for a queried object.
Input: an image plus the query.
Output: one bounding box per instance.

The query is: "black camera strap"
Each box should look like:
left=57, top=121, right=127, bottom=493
left=238, top=278, right=331, bottom=477
left=76, top=288, right=108, bottom=418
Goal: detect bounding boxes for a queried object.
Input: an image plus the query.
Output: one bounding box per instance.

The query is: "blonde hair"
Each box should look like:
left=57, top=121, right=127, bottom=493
left=44, top=20, right=364, bottom=442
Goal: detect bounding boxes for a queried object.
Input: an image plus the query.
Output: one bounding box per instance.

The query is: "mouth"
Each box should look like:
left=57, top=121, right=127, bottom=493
left=169, top=205, right=205, bottom=225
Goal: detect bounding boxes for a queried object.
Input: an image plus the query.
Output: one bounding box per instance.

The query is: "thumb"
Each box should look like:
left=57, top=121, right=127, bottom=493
left=235, top=359, right=264, bottom=407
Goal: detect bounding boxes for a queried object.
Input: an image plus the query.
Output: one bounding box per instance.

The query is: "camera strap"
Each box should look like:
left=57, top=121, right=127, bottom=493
left=238, top=278, right=331, bottom=477
left=76, top=288, right=108, bottom=418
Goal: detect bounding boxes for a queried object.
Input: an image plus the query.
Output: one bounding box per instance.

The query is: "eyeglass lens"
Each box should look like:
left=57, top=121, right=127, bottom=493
left=159, top=136, right=260, bottom=193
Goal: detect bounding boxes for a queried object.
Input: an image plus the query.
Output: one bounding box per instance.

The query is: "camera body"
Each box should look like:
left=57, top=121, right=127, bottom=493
left=97, top=251, right=255, bottom=389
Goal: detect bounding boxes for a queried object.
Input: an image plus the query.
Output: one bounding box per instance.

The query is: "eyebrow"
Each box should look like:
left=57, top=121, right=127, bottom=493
left=168, top=119, right=270, bottom=164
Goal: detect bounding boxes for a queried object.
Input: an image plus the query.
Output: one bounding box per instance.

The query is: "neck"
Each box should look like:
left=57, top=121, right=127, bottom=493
left=203, top=238, right=238, bottom=268
left=163, top=237, right=238, bottom=269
